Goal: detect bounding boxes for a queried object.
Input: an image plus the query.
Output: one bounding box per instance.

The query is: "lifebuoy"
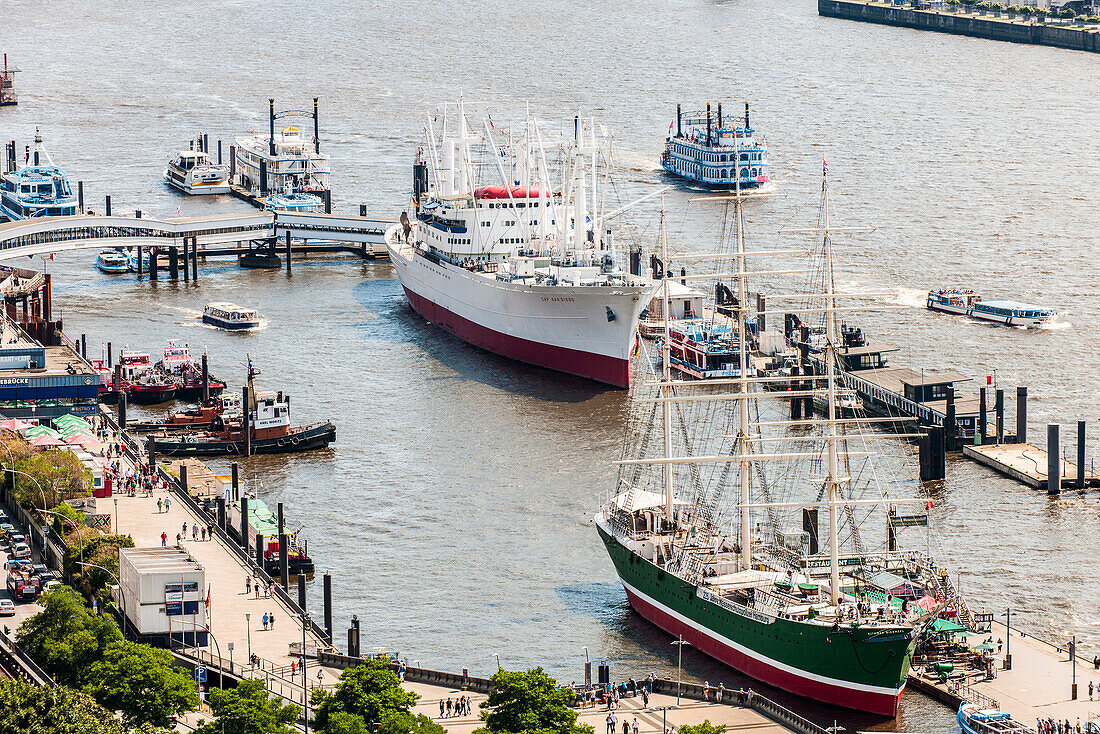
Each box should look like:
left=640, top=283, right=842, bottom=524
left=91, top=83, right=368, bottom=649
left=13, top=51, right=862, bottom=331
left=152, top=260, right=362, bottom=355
left=227, top=445, right=236, bottom=454
left=277, top=438, right=287, bottom=447
left=290, top=436, right=300, bottom=445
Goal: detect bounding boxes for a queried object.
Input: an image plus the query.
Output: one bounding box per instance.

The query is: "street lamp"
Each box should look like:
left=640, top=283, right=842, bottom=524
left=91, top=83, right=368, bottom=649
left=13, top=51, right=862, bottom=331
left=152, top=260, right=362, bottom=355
left=671, top=636, right=690, bottom=708
left=1070, top=635, right=1077, bottom=700
left=171, top=618, right=224, bottom=675
left=494, top=653, right=501, bottom=670
left=245, top=612, right=252, bottom=663
left=301, top=612, right=311, bottom=734
left=1002, top=608, right=1012, bottom=671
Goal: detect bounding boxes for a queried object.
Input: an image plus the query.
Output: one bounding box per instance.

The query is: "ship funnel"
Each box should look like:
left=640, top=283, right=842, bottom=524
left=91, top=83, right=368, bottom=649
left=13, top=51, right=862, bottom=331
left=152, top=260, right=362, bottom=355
left=313, top=97, right=320, bottom=154
left=706, top=102, right=711, bottom=147
left=745, top=101, right=750, bottom=130
left=269, top=98, right=276, bottom=156
left=676, top=104, right=681, bottom=138
left=717, top=103, right=723, bottom=131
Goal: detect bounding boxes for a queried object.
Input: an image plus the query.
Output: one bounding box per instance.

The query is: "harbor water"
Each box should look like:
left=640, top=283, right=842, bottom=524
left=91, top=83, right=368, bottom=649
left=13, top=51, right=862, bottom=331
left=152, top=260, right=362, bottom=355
left=4, top=0, right=1100, bottom=729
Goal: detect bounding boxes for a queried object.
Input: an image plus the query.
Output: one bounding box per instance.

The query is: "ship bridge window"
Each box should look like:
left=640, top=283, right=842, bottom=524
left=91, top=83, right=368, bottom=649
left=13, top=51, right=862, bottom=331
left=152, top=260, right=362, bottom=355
left=740, top=153, right=749, bottom=162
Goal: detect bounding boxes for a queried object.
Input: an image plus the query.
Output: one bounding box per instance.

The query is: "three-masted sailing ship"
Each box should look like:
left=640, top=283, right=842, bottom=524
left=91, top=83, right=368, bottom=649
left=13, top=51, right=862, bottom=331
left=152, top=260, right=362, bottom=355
left=596, top=165, right=959, bottom=716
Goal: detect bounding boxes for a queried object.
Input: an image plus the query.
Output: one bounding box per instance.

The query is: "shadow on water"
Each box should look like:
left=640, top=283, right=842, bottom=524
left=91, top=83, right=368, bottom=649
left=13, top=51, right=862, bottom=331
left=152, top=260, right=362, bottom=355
left=353, top=278, right=619, bottom=404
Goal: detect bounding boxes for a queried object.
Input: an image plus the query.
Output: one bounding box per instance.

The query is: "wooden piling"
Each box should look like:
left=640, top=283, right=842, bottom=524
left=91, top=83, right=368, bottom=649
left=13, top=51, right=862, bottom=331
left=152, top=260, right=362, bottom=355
left=945, top=386, right=956, bottom=451
left=216, top=496, right=226, bottom=530
left=1077, top=420, right=1086, bottom=490
left=77, top=180, right=84, bottom=213
left=1047, top=424, right=1060, bottom=495
left=180, top=463, right=188, bottom=494
left=1017, top=386, right=1028, bottom=444
left=255, top=532, right=264, bottom=568
left=191, top=237, right=199, bottom=281
left=168, top=247, right=179, bottom=280
left=279, top=533, right=289, bottom=590
left=298, top=573, right=306, bottom=613
left=118, top=391, right=127, bottom=428
left=149, top=247, right=158, bottom=280
left=240, top=497, right=250, bottom=554
left=285, top=230, right=292, bottom=274
left=323, top=573, right=333, bottom=643
left=231, top=462, right=239, bottom=499
left=979, top=387, right=988, bottom=443
left=79, top=333, right=86, bottom=360
left=201, top=354, right=209, bottom=403
left=790, top=366, right=802, bottom=420
left=995, top=388, right=1004, bottom=444
left=106, top=341, right=112, bottom=367
left=182, top=239, right=189, bottom=282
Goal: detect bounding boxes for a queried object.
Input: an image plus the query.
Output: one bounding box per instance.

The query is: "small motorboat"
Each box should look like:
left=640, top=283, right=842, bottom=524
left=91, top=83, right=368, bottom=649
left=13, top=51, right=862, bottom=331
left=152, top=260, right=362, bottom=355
left=126, top=394, right=241, bottom=432
left=957, top=702, right=1032, bottom=734
left=96, top=249, right=129, bottom=274
left=164, top=148, right=230, bottom=196
left=127, top=250, right=150, bottom=272
left=203, top=303, right=260, bottom=331
left=264, top=190, right=324, bottom=213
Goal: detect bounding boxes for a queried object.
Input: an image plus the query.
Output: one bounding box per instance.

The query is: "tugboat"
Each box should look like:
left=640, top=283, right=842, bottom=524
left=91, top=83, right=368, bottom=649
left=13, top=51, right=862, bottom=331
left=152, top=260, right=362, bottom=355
left=96, top=249, right=130, bottom=274
left=96, top=351, right=177, bottom=404
left=149, top=366, right=335, bottom=456
left=661, top=102, right=769, bottom=189
left=126, top=394, right=241, bottom=432
left=155, top=341, right=226, bottom=401
left=0, top=129, right=79, bottom=220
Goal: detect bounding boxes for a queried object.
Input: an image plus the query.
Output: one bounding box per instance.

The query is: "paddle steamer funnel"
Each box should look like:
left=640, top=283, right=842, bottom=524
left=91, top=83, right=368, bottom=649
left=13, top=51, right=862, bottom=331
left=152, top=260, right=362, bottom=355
left=269, top=98, right=276, bottom=156
left=676, top=104, right=681, bottom=137
left=745, top=101, right=750, bottom=129
left=313, top=97, right=320, bottom=154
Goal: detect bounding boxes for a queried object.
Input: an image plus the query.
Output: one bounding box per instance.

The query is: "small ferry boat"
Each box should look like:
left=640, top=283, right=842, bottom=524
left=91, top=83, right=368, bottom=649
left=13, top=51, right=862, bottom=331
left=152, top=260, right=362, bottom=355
left=126, top=394, right=241, bottom=432
left=957, top=702, right=1032, bottom=734
left=661, top=318, right=743, bottom=380
left=96, top=250, right=129, bottom=274
left=150, top=379, right=335, bottom=456
left=164, top=148, right=230, bottom=196
left=0, top=129, right=79, bottom=221
left=927, top=289, right=1052, bottom=328
left=661, top=102, right=769, bottom=189
left=264, top=190, right=324, bottom=213
left=127, top=250, right=150, bottom=272
left=203, top=303, right=260, bottom=331
left=155, top=341, right=227, bottom=400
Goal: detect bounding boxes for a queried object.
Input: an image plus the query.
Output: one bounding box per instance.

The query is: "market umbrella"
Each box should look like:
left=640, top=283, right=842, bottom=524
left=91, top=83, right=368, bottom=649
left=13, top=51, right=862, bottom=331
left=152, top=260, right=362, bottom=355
left=55, top=416, right=93, bottom=432
left=972, top=641, right=997, bottom=651
left=24, top=425, right=61, bottom=439
left=64, top=434, right=101, bottom=447
left=914, top=595, right=938, bottom=611
left=0, top=418, right=32, bottom=431
left=930, top=617, right=967, bottom=635
left=29, top=435, right=65, bottom=446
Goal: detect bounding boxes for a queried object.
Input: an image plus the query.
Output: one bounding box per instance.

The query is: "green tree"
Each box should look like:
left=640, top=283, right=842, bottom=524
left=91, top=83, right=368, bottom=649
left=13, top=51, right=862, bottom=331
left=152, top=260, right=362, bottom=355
left=193, top=679, right=300, bottom=734
left=133, top=725, right=177, bottom=734
left=82, top=639, right=199, bottom=727
left=14, top=449, right=93, bottom=508
left=310, top=660, right=443, bottom=734
left=15, top=586, right=122, bottom=685
left=0, top=678, right=124, bottom=734
left=678, top=723, right=727, bottom=734
left=476, top=668, right=591, bottom=734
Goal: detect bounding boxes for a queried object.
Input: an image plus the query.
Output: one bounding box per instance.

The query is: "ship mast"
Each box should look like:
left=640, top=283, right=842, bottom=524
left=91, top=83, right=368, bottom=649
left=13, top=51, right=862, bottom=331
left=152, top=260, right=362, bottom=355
left=733, top=120, right=752, bottom=572
left=821, top=160, right=842, bottom=606
left=660, top=204, right=674, bottom=524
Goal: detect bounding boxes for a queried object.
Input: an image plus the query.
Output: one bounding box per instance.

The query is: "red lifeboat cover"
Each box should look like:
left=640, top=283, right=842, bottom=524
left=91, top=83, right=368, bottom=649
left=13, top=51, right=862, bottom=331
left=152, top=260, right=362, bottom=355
left=473, top=185, right=558, bottom=199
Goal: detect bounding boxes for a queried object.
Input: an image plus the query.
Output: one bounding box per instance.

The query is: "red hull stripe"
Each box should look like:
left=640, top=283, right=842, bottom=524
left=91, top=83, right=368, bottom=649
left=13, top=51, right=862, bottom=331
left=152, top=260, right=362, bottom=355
left=403, top=287, right=630, bottom=388
left=621, top=584, right=903, bottom=717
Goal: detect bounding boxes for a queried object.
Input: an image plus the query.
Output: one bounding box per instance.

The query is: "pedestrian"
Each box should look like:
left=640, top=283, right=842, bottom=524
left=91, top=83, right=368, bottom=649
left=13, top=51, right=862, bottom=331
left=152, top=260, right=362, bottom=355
left=439, top=700, right=445, bottom=718
left=182, top=521, right=187, bottom=536
left=447, top=698, right=454, bottom=717
left=157, top=498, right=163, bottom=513
left=291, top=661, right=296, bottom=675
left=1089, top=680, right=1094, bottom=700
left=606, top=713, right=615, bottom=734
left=622, top=720, right=629, bottom=734
left=269, top=611, right=275, bottom=630
left=165, top=496, right=170, bottom=511
left=192, top=523, right=198, bottom=540
left=718, top=682, right=725, bottom=703
left=640, top=688, right=649, bottom=707
left=200, top=526, right=206, bottom=541
left=161, top=531, right=167, bottom=547
left=208, top=524, right=214, bottom=540
left=632, top=718, right=640, bottom=734
left=703, top=681, right=710, bottom=701
left=246, top=577, right=252, bottom=595
left=175, top=533, right=182, bottom=546
left=262, top=612, right=269, bottom=630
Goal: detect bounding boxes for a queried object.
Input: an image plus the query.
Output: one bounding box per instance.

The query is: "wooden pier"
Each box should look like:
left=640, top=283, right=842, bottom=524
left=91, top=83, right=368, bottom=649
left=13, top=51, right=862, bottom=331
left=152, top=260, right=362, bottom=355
left=963, top=442, right=1100, bottom=490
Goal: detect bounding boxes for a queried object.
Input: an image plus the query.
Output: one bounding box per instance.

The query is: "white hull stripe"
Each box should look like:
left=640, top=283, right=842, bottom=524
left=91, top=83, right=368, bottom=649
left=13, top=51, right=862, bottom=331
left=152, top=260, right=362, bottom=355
left=618, top=575, right=904, bottom=698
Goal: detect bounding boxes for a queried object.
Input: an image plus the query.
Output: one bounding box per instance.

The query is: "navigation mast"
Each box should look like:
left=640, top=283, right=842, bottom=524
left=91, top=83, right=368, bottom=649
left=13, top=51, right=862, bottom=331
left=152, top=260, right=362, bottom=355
left=660, top=204, right=675, bottom=524
left=821, top=159, right=842, bottom=606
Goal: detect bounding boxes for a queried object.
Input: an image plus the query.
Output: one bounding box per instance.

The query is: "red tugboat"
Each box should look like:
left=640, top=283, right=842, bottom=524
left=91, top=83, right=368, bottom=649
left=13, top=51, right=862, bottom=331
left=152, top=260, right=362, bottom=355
left=155, top=341, right=226, bottom=401
left=95, top=351, right=176, bottom=404
left=150, top=363, right=335, bottom=456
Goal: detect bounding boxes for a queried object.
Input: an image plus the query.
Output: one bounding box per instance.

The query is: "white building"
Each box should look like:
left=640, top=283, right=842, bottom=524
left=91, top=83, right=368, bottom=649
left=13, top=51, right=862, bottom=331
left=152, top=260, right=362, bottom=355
left=117, top=547, right=207, bottom=647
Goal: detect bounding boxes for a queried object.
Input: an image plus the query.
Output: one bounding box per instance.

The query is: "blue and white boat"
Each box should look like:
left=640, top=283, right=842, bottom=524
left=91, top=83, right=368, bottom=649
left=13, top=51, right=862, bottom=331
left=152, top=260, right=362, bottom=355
left=660, top=318, right=744, bottom=380
left=969, top=300, right=1052, bottom=328
left=0, top=129, right=79, bottom=221
left=127, top=250, right=150, bottom=273
left=264, top=190, right=324, bottom=213
left=661, top=102, right=768, bottom=189
left=203, top=303, right=260, bottom=331
left=957, top=702, right=1031, bottom=734
left=96, top=249, right=129, bottom=274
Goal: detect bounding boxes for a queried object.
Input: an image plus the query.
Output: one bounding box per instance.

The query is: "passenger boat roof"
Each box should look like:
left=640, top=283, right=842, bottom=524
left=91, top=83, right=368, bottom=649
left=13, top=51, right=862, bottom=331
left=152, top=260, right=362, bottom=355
left=976, top=299, right=1046, bottom=311
left=206, top=302, right=252, bottom=311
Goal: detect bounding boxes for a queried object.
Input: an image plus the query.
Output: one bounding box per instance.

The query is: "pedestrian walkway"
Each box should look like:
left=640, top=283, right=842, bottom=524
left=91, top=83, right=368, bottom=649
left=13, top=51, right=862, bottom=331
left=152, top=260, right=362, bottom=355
left=404, top=681, right=789, bottom=734
left=969, top=621, right=1100, bottom=721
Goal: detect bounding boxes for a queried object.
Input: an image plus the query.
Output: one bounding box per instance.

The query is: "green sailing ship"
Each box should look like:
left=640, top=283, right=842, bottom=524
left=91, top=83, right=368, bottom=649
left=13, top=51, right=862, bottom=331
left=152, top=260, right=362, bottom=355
left=596, top=168, right=964, bottom=717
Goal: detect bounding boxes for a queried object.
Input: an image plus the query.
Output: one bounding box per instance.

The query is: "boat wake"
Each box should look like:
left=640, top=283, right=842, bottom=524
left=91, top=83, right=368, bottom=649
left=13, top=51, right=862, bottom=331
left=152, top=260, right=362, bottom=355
left=890, top=286, right=927, bottom=308
left=1039, top=315, right=1071, bottom=331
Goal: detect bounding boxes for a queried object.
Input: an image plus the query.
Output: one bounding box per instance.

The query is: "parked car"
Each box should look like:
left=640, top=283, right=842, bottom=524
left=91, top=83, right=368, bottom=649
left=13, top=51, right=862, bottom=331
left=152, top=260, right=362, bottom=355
left=8, top=533, right=26, bottom=546
left=31, top=564, right=50, bottom=578
left=0, top=522, right=14, bottom=536
left=11, top=543, right=30, bottom=559
left=43, top=579, right=62, bottom=593
left=0, top=598, right=15, bottom=616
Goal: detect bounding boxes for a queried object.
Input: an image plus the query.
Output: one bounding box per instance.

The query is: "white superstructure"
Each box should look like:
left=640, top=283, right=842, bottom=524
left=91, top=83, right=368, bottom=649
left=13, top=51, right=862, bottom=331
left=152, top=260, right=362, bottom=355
left=386, top=100, right=653, bottom=388
left=164, top=149, right=229, bottom=195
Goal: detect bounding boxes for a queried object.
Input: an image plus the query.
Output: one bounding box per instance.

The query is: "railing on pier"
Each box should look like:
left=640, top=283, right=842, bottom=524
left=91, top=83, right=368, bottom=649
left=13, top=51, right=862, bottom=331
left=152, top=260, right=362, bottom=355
left=0, top=630, right=55, bottom=687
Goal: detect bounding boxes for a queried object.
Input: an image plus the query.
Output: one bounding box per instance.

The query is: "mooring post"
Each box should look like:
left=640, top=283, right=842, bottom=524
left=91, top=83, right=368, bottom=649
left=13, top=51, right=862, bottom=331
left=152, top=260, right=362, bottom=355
left=241, top=496, right=250, bottom=554
left=349, top=616, right=361, bottom=658
left=79, top=333, right=86, bottom=360
left=1077, top=420, right=1086, bottom=489
left=242, top=386, right=252, bottom=457
left=297, top=573, right=306, bottom=613
left=255, top=532, right=264, bottom=569
left=191, top=237, right=199, bottom=280
left=118, top=391, right=127, bottom=428
left=1048, top=424, right=1061, bottom=495
left=944, top=386, right=956, bottom=451
left=216, top=496, right=226, bottom=531
left=201, top=354, right=210, bottom=403
left=77, top=180, right=84, bottom=213
left=217, top=139, right=223, bottom=165
left=137, top=246, right=144, bottom=277
left=168, top=247, right=179, bottom=280
left=978, top=387, right=988, bottom=444
left=182, top=240, right=190, bottom=282
left=285, top=229, right=292, bottom=274
left=231, top=461, right=239, bottom=499
left=1017, top=386, right=1028, bottom=444
left=180, top=463, right=188, bottom=495
left=105, top=195, right=112, bottom=216
left=146, top=436, right=156, bottom=472
left=323, top=573, right=333, bottom=643
left=149, top=247, right=158, bottom=280
left=995, top=388, right=1004, bottom=443
left=107, top=341, right=112, bottom=367
left=790, top=366, right=802, bottom=420
left=279, top=533, right=289, bottom=590
left=359, top=204, right=367, bottom=217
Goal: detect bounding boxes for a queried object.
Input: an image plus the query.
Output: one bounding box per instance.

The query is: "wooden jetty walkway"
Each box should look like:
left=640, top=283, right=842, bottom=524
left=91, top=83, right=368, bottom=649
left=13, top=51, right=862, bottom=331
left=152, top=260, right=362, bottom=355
left=964, top=442, right=1100, bottom=490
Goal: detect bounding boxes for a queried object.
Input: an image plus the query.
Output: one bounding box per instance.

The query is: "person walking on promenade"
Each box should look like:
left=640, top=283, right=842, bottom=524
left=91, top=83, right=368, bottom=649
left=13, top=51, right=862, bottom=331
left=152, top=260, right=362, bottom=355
left=703, top=681, right=711, bottom=701
left=439, top=699, right=445, bottom=718
left=157, top=498, right=163, bottom=513
left=191, top=523, right=198, bottom=540
left=200, top=526, right=206, bottom=541
left=164, top=496, right=170, bottom=511
left=640, top=688, right=649, bottom=707
left=269, top=611, right=275, bottom=630
left=1089, top=680, right=1094, bottom=700
left=262, top=612, right=269, bottom=630
left=446, top=698, right=453, bottom=717
left=161, top=531, right=167, bottom=547
left=175, top=533, right=182, bottom=546
left=632, top=718, right=639, bottom=734
left=606, top=713, right=615, bottom=734
left=246, top=577, right=252, bottom=595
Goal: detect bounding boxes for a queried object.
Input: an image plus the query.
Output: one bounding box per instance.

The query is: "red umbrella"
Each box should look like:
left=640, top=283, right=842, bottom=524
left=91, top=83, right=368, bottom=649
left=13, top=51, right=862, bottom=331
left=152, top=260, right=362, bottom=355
left=64, top=434, right=100, bottom=446
left=914, top=595, right=939, bottom=611
left=30, top=435, right=65, bottom=446
left=0, top=418, right=33, bottom=431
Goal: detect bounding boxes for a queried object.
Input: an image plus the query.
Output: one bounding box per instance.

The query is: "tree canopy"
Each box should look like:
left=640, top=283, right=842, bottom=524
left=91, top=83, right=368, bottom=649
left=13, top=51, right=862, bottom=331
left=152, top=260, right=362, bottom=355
left=678, top=722, right=727, bottom=734
left=0, top=678, right=124, bottom=734
left=310, top=660, right=444, bottom=734
left=82, top=639, right=199, bottom=727
left=15, top=585, right=122, bottom=686
left=194, top=679, right=300, bottom=734
left=477, top=668, right=591, bottom=734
